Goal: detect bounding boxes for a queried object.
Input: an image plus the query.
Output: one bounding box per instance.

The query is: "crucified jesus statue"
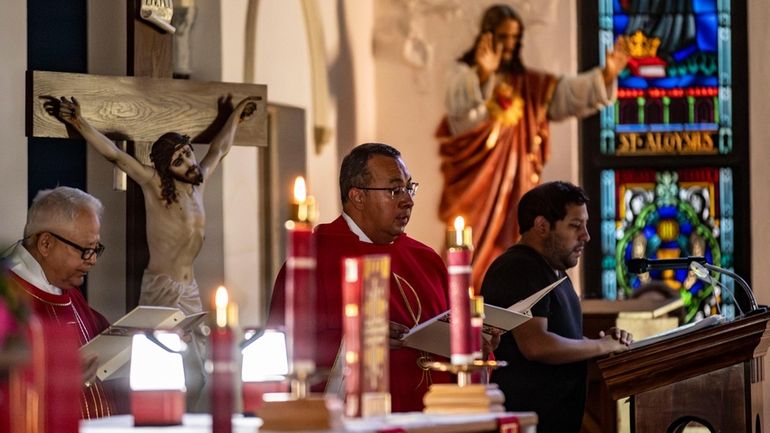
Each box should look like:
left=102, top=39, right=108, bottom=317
left=43, top=95, right=259, bottom=316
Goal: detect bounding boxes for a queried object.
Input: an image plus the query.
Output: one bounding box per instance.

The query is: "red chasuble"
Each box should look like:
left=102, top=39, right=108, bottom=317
left=7, top=272, right=118, bottom=419
left=269, top=216, right=452, bottom=412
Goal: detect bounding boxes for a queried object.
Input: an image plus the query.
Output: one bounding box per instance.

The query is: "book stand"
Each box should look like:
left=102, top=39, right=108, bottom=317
left=258, top=366, right=342, bottom=431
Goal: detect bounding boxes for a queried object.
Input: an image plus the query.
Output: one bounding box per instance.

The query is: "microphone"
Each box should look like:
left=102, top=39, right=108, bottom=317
left=689, top=261, right=761, bottom=314
left=627, top=256, right=707, bottom=274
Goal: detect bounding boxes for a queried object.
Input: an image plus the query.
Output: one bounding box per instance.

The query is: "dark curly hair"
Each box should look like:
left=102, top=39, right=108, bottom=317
left=150, top=132, right=191, bottom=206
left=458, top=4, right=525, bottom=75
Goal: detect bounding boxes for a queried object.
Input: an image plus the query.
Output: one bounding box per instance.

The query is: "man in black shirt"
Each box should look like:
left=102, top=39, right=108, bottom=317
left=481, top=181, right=632, bottom=433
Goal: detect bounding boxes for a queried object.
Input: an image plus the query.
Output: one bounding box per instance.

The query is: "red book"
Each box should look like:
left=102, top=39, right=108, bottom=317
left=342, top=255, right=391, bottom=417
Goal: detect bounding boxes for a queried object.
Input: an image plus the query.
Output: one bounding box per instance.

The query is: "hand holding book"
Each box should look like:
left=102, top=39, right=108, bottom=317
left=400, top=276, right=567, bottom=358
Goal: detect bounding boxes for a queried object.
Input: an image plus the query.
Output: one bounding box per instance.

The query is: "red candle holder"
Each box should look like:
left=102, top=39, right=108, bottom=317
left=210, top=287, right=236, bottom=433
left=131, top=390, right=185, bottom=426
left=129, top=333, right=187, bottom=426
left=211, top=327, right=234, bottom=433
left=284, top=219, right=317, bottom=380
left=257, top=178, right=342, bottom=431
left=446, top=217, right=474, bottom=365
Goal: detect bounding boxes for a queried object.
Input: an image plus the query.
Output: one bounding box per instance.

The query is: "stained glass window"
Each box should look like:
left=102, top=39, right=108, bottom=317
left=587, top=0, right=747, bottom=323
left=599, top=167, right=736, bottom=322
left=599, top=0, right=731, bottom=156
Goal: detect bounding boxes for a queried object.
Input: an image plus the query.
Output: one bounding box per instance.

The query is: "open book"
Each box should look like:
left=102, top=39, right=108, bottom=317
left=401, top=276, right=568, bottom=358
left=630, top=314, right=726, bottom=350
left=81, top=306, right=207, bottom=380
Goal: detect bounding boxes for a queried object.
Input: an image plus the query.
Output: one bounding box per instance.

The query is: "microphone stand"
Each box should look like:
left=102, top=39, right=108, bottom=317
left=691, top=262, right=761, bottom=314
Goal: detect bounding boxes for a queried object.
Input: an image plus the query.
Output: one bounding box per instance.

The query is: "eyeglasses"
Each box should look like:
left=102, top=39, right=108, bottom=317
left=47, top=232, right=106, bottom=261
left=354, top=182, right=419, bottom=200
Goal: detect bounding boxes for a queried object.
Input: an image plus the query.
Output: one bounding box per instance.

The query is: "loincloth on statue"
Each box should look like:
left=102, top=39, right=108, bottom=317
left=139, top=271, right=210, bottom=411
left=139, top=271, right=203, bottom=316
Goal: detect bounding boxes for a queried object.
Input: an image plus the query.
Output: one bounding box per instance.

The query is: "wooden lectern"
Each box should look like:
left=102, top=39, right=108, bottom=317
left=596, top=310, right=770, bottom=432
left=582, top=298, right=684, bottom=432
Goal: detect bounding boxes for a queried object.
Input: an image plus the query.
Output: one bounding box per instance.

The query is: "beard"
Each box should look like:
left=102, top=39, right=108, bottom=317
left=543, top=234, right=581, bottom=271
left=172, top=165, right=203, bottom=185
left=499, top=48, right=523, bottom=74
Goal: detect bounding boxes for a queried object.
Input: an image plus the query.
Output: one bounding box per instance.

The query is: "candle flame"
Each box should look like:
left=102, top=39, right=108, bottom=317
left=215, top=286, right=229, bottom=328
left=215, top=285, right=229, bottom=307
left=453, top=216, right=465, bottom=231
left=293, top=176, right=307, bottom=203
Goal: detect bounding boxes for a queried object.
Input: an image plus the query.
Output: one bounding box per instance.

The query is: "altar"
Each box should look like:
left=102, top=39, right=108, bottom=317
left=80, top=412, right=538, bottom=433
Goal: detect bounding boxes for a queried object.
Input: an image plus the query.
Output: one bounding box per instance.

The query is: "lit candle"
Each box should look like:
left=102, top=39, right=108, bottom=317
left=215, top=286, right=229, bottom=328
left=289, top=176, right=316, bottom=223
left=447, top=216, right=473, bottom=248
left=286, top=176, right=317, bottom=377
left=447, top=216, right=473, bottom=366
left=211, top=286, right=234, bottom=433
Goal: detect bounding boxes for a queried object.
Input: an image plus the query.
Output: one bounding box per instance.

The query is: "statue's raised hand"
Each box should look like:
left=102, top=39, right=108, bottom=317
left=475, top=32, right=502, bottom=84
left=602, top=36, right=631, bottom=85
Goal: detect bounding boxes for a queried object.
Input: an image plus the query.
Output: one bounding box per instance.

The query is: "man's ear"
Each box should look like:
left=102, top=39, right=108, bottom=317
left=36, top=233, right=52, bottom=257
left=533, top=216, right=550, bottom=236
left=349, top=188, right=365, bottom=210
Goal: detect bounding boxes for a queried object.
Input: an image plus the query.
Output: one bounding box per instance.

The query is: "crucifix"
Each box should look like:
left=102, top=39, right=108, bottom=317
left=27, top=0, right=268, bottom=318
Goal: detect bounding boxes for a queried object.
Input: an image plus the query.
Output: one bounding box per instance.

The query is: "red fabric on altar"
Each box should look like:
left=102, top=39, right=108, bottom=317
left=269, top=216, right=452, bottom=412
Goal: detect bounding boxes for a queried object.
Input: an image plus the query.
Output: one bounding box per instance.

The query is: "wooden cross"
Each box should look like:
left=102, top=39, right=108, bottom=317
left=26, top=0, right=267, bottom=312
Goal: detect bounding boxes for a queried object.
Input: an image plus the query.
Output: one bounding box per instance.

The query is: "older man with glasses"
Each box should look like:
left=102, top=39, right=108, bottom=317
left=268, top=142, right=452, bottom=412
left=3, top=186, right=121, bottom=418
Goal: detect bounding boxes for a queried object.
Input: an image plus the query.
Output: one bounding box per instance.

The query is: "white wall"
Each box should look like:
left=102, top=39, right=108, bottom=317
left=221, top=0, right=316, bottom=327
left=0, top=2, right=28, bottom=248
left=86, top=0, right=127, bottom=322
left=749, top=0, right=770, bottom=306
left=748, top=0, right=770, bottom=419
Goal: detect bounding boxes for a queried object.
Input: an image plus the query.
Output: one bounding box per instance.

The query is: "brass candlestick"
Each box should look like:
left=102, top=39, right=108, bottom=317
left=421, top=359, right=508, bottom=414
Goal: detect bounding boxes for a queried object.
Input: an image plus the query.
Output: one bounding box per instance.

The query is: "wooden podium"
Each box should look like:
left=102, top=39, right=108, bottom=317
left=582, top=298, right=683, bottom=432
left=595, top=310, right=770, bottom=432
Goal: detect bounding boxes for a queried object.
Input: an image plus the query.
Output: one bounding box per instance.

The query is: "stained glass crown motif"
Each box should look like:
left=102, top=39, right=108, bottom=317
left=627, top=30, right=661, bottom=58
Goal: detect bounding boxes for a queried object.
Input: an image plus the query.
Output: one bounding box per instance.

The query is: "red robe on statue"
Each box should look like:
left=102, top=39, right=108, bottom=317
left=268, top=216, right=452, bottom=413
left=438, top=70, right=558, bottom=293
left=7, top=272, right=118, bottom=419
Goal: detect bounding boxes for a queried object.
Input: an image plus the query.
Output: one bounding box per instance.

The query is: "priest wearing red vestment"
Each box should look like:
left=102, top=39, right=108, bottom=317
left=3, top=186, right=121, bottom=419
left=268, top=143, right=452, bottom=413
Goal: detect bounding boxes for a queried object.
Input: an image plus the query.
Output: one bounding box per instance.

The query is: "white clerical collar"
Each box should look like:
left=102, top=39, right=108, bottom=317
left=342, top=212, right=374, bottom=243
left=6, top=243, right=62, bottom=295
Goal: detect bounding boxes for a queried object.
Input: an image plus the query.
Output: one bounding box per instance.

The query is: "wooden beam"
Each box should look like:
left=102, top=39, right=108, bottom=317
left=28, top=70, right=267, bottom=147
left=127, top=0, right=172, bottom=78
